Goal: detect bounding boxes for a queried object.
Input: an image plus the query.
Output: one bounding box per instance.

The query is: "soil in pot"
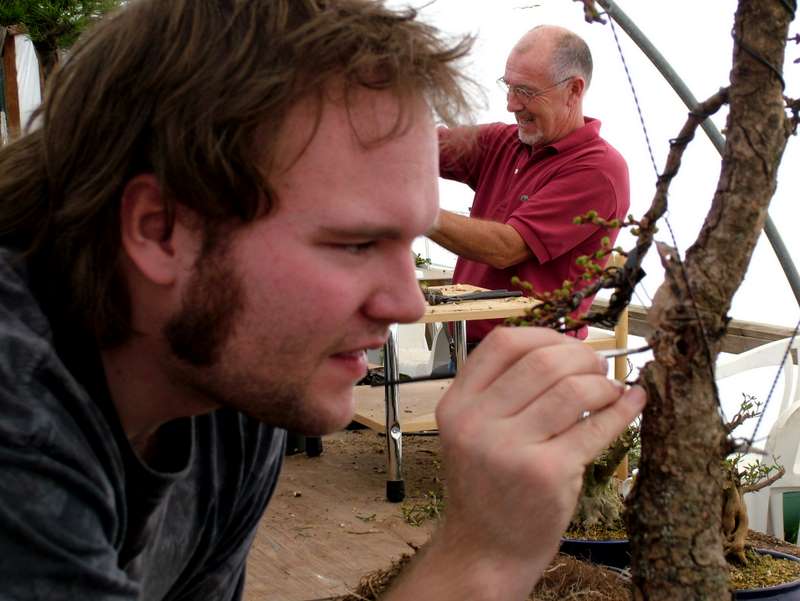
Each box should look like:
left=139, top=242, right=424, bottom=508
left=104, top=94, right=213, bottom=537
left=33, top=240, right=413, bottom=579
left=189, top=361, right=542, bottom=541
left=561, top=522, right=629, bottom=569
left=732, top=548, right=800, bottom=600
left=562, top=522, right=800, bottom=593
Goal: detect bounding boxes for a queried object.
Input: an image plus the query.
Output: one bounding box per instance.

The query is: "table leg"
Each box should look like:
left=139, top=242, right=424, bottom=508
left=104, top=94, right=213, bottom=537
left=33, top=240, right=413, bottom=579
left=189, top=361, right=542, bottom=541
left=383, top=327, right=405, bottom=502
left=453, top=320, right=468, bottom=371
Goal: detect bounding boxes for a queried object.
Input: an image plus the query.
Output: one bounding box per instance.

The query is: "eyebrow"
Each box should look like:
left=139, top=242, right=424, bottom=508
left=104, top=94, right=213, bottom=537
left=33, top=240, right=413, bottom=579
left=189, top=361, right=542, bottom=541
left=502, top=76, right=534, bottom=89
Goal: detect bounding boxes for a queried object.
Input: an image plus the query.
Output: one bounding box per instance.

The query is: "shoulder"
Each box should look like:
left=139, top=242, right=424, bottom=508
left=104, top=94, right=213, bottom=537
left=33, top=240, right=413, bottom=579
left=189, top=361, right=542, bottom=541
left=595, top=136, right=628, bottom=172
left=0, top=249, right=57, bottom=381
left=439, top=122, right=518, bottom=148
left=0, top=248, right=122, bottom=479
left=479, top=122, right=518, bottom=146
left=579, top=120, right=628, bottom=174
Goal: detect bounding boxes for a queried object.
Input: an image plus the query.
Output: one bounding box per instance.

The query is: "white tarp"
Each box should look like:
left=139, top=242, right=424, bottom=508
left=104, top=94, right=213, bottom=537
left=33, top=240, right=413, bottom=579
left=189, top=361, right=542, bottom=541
left=14, top=34, right=41, bottom=130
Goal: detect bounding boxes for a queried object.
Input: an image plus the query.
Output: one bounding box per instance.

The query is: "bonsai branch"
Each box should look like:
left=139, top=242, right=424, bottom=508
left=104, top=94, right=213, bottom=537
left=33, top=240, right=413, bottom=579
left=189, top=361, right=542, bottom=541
left=724, top=393, right=761, bottom=434
left=507, top=88, right=729, bottom=336
left=573, top=0, right=606, bottom=24
left=741, top=465, right=786, bottom=494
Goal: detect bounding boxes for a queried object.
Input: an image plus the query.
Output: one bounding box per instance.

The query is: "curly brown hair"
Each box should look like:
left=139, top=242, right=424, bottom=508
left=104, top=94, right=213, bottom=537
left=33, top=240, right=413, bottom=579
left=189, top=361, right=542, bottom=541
left=0, top=0, right=474, bottom=347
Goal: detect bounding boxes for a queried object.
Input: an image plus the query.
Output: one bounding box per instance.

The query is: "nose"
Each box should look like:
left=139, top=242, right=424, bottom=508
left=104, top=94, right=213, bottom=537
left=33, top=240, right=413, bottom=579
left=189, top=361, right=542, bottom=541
left=507, top=92, right=525, bottom=113
left=362, top=249, right=426, bottom=326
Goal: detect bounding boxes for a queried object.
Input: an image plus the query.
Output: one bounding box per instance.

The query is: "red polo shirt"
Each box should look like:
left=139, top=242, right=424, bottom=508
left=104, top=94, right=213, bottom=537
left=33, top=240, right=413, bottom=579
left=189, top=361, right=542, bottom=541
left=439, top=118, right=630, bottom=342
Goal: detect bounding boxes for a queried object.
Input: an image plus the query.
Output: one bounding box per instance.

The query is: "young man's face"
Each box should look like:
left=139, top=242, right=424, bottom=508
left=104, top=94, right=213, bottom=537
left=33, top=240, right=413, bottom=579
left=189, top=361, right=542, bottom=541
left=164, top=90, right=439, bottom=435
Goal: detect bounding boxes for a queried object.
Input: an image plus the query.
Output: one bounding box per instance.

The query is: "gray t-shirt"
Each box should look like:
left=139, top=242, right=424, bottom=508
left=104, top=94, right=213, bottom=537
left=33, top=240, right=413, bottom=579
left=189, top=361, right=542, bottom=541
left=0, top=250, right=285, bottom=600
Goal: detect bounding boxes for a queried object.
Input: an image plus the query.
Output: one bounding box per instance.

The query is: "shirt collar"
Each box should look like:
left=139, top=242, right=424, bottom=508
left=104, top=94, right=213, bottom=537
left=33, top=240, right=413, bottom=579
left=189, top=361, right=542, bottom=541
left=536, top=117, right=602, bottom=155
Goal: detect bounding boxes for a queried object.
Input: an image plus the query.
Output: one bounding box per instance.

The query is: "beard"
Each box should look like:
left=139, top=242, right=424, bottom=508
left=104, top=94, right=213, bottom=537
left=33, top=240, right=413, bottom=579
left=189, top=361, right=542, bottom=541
left=163, top=240, right=243, bottom=368
left=161, top=236, right=347, bottom=435
left=517, top=123, right=542, bottom=146
left=515, top=110, right=542, bottom=146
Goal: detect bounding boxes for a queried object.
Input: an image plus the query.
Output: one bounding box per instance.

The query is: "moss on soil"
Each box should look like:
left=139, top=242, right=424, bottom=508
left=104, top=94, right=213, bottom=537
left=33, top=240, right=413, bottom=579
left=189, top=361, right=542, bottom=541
left=564, top=521, right=627, bottom=541
left=730, top=547, right=800, bottom=590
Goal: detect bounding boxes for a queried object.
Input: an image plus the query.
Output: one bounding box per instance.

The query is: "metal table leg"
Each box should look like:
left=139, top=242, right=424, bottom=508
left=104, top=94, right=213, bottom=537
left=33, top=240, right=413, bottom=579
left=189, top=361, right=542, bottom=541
left=383, top=326, right=404, bottom=502
left=453, top=319, right=468, bottom=371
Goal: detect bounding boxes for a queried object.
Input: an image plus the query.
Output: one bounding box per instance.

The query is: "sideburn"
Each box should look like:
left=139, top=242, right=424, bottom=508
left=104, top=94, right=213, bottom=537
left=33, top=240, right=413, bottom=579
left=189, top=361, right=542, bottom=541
left=163, top=232, right=245, bottom=367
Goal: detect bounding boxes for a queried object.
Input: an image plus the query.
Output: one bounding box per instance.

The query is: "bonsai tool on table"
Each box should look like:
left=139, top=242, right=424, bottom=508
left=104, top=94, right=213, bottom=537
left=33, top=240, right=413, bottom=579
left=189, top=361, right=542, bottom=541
left=424, top=288, right=524, bottom=305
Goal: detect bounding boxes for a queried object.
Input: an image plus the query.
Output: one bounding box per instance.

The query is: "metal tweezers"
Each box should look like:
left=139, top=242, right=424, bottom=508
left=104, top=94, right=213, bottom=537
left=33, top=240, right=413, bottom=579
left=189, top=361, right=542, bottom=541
left=374, top=345, right=652, bottom=387
left=597, top=344, right=651, bottom=359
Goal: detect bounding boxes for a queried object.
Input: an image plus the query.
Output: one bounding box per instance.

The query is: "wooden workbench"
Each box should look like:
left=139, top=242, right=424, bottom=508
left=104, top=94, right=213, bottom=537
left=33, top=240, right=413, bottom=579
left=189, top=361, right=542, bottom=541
left=352, top=378, right=453, bottom=433
left=419, top=284, right=537, bottom=323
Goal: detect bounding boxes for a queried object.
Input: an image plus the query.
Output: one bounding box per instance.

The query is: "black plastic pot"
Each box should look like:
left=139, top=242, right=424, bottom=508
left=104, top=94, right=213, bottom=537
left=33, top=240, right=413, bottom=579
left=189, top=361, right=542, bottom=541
left=559, top=538, right=630, bottom=570
left=735, top=549, right=800, bottom=600
left=559, top=542, right=800, bottom=599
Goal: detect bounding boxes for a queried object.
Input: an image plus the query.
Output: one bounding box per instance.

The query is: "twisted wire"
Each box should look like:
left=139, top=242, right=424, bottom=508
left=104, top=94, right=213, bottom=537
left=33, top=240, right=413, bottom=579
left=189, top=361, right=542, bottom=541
left=747, top=317, right=800, bottom=449
left=606, top=1, right=799, bottom=440
left=607, top=14, right=718, bottom=389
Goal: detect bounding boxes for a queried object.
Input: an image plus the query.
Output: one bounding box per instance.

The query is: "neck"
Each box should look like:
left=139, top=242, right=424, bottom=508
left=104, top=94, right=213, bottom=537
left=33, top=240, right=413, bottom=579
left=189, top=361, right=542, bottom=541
left=534, top=113, right=585, bottom=150
left=101, top=337, right=218, bottom=458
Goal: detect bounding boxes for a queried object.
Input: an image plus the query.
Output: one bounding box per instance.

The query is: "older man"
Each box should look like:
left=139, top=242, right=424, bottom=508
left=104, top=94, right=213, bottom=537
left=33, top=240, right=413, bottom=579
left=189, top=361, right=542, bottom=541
left=429, top=25, right=630, bottom=345
left=0, top=3, right=643, bottom=600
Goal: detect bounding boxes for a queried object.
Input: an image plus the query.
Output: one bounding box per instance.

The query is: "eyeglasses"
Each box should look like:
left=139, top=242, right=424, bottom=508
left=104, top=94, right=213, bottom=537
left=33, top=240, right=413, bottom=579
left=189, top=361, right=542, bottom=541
left=497, top=76, right=573, bottom=104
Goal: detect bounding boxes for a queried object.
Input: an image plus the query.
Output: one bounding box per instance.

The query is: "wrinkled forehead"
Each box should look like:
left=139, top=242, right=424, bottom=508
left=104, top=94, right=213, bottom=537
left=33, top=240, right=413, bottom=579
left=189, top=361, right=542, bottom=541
left=504, top=48, right=552, bottom=85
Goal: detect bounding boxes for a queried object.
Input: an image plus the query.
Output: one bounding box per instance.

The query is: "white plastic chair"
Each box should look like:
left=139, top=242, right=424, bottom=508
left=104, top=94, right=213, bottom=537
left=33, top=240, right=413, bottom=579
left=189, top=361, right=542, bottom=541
left=716, top=336, right=800, bottom=539
left=428, top=325, right=453, bottom=375
left=395, top=323, right=452, bottom=378
left=716, top=337, right=799, bottom=417
left=394, top=323, right=432, bottom=378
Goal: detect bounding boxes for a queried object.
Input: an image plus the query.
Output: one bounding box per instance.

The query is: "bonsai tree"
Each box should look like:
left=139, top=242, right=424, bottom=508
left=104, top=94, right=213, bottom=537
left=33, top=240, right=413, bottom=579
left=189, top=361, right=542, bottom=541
left=568, top=424, right=637, bottom=534
left=512, top=0, right=799, bottom=596
left=717, top=395, right=785, bottom=563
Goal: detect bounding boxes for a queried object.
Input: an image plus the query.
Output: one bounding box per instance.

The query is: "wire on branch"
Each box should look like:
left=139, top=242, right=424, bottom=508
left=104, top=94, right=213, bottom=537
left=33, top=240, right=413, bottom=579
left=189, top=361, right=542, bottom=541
left=507, top=88, right=730, bottom=335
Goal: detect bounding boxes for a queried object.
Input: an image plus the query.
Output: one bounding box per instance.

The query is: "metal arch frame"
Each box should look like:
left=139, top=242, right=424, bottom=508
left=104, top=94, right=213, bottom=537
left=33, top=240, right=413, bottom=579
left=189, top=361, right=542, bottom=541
left=597, top=0, right=800, bottom=308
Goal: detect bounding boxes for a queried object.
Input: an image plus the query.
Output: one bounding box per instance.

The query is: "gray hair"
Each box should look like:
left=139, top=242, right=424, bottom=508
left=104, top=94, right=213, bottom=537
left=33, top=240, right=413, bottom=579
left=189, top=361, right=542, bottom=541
left=550, top=29, right=593, bottom=89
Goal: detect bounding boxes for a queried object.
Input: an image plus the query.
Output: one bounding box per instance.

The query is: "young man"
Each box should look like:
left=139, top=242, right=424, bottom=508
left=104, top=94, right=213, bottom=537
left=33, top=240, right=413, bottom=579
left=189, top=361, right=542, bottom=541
left=429, top=25, right=630, bottom=345
left=0, top=2, right=644, bottom=600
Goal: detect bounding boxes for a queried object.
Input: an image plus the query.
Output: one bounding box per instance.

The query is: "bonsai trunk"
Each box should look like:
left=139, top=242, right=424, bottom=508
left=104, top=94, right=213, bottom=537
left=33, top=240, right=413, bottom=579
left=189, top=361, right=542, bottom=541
left=627, top=1, right=794, bottom=599
left=572, top=427, right=636, bottom=531
left=722, top=465, right=750, bottom=565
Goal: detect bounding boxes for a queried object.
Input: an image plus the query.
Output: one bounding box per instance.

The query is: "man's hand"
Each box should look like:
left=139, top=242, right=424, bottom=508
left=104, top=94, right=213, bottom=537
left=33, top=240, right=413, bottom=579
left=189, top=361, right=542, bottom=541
left=385, top=327, right=645, bottom=600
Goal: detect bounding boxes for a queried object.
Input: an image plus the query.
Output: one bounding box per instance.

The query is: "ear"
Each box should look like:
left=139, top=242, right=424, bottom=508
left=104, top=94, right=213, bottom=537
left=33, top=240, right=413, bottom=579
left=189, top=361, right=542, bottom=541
left=119, top=174, right=182, bottom=286
left=567, top=76, right=586, bottom=106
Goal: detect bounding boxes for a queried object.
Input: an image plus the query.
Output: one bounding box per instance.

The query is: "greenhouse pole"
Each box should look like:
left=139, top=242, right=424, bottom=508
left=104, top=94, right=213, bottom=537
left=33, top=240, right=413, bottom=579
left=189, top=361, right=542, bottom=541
left=597, top=0, right=800, bottom=307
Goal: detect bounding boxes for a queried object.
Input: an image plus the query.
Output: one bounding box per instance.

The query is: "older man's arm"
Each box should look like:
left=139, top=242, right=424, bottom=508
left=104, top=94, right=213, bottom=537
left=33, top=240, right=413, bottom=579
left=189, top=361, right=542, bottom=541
left=427, top=209, right=534, bottom=270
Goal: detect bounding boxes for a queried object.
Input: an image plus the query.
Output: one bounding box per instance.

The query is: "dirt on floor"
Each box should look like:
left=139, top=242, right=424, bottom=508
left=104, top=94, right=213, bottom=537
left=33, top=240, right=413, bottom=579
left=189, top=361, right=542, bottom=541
left=245, top=428, right=800, bottom=601
left=245, top=429, right=444, bottom=601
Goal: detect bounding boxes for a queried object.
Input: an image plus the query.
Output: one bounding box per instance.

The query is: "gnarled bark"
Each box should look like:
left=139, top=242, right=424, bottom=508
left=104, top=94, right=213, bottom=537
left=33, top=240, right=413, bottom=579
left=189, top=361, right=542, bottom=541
left=571, top=427, right=637, bottom=530
left=626, top=1, right=795, bottom=599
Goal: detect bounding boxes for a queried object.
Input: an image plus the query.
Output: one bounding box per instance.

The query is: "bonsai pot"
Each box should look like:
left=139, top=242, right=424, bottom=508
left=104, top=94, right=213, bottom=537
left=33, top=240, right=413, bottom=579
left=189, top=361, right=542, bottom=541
left=734, top=549, right=800, bottom=600
left=559, top=537, right=630, bottom=570
left=560, top=543, right=800, bottom=599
